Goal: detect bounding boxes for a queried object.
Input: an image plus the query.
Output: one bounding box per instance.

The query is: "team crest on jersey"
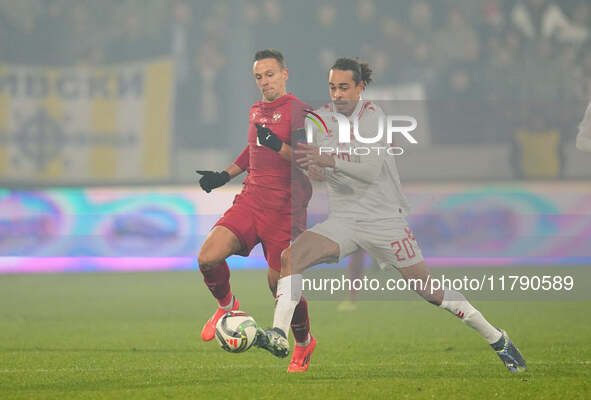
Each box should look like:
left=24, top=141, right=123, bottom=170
left=272, top=112, right=282, bottom=122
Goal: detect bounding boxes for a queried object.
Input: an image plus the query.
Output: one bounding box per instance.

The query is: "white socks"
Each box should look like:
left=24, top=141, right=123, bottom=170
left=272, top=274, right=303, bottom=339
left=273, top=278, right=501, bottom=346
left=440, top=289, right=502, bottom=344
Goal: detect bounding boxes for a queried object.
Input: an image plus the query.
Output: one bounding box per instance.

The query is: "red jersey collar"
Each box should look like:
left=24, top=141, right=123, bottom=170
left=257, top=93, right=294, bottom=108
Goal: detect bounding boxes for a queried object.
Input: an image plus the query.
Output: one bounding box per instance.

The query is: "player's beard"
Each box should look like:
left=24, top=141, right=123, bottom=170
left=263, top=88, right=279, bottom=102
left=334, top=100, right=355, bottom=116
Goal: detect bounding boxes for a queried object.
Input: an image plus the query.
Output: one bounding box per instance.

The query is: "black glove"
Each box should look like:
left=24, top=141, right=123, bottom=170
left=196, top=170, right=230, bottom=193
left=255, top=123, right=283, bottom=152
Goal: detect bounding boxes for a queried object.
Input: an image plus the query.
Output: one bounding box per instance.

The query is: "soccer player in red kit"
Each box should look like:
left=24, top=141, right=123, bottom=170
left=196, top=49, right=314, bottom=371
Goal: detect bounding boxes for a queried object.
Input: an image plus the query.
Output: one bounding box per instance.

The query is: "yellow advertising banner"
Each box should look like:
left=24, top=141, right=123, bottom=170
left=0, top=59, right=173, bottom=184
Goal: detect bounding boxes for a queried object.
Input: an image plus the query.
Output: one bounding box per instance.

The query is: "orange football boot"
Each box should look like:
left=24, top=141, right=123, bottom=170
left=287, top=335, right=316, bottom=372
left=200, top=297, right=239, bottom=341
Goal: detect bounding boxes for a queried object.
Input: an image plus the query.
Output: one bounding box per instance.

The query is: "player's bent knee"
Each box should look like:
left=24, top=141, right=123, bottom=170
left=197, top=250, right=212, bottom=270
left=197, top=248, right=224, bottom=270
left=286, top=248, right=312, bottom=275
left=280, top=246, right=307, bottom=276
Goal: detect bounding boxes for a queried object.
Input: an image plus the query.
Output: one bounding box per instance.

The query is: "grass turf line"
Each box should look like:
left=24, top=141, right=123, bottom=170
left=0, top=270, right=590, bottom=399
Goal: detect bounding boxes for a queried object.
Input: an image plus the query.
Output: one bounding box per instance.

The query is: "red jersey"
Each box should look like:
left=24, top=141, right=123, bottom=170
left=233, top=93, right=311, bottom=212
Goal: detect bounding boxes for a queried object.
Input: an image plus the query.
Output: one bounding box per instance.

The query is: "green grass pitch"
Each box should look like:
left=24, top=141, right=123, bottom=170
left=1, top=270, right=590, bottom=399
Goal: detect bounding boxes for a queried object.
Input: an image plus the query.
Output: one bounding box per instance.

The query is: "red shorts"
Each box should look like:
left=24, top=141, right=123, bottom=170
left=214, top=193, right=306, bottom=271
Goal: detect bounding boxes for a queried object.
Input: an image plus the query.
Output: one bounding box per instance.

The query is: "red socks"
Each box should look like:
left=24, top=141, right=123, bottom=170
left=291, top=296, right=310, bottom=343
left=200, top=261, right=310, bottom=342
left=199, top=260, right=232, bottom=307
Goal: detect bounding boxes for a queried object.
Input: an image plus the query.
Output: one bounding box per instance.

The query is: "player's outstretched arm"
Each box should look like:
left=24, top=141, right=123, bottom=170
left=196, top=163, right=244, bottom=193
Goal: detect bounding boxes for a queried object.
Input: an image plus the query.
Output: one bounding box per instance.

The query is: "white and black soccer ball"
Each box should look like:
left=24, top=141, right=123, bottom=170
left=214, top=311, right=258, bottom=353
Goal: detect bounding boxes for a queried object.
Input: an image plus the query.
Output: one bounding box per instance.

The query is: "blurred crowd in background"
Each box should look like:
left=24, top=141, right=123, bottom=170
left=1, top=0, right=590, bottom=158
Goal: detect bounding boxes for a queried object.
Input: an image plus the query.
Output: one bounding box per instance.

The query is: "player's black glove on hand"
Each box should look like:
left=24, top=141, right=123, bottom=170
left=255, top=123, right=283, bottom=152
left=196, top=170, right=230, bottom=193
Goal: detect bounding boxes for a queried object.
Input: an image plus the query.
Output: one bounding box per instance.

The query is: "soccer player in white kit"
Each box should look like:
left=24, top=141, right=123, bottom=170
left=576, top=101, right=591, bottom=152
left=255, top=58, right=526, bottom=373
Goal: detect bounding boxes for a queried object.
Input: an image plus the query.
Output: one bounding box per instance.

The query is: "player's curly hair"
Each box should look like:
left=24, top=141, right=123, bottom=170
left=253, top=49, right=286, bottom=69
left=330, top=58, right=373, bottom=88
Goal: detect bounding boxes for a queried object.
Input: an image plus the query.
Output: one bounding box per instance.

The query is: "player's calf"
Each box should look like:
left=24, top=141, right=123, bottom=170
left=198, top=247, right=228, bottom=271
left=279, top=232, right=339, bottom=278
left=398, top=261, right=443, bottom=305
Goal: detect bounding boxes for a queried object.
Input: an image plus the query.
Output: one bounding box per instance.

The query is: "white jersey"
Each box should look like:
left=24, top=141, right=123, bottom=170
left=311, top=100, right=410, bottom=221
left=576, top=101, right=591, bottom=152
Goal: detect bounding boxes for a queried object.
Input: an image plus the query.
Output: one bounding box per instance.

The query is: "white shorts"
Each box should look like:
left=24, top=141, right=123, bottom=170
left=308, top=216, right=424, bottom=269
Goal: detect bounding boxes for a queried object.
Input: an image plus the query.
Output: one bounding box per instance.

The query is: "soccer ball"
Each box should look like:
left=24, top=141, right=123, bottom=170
left=214, top=311, right=258, bottom=353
